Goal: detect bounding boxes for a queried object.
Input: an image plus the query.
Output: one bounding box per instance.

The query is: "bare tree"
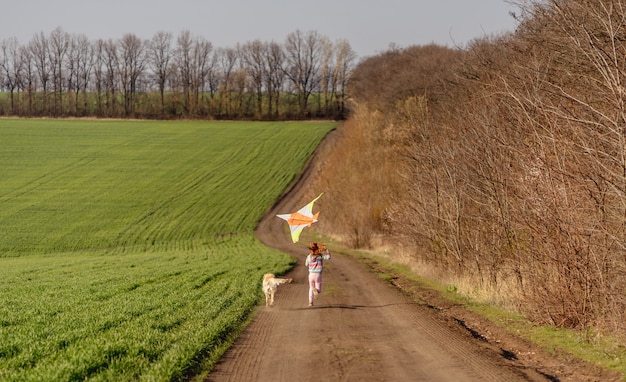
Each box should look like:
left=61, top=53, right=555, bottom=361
left=66, top=34, right=93, bottom=116
left=119, top=33, right=145, bottom=116
left=48, top=27, right=69, bottom=116
left=172, top=31, right=212, bottom=116
left=0, top=27, right=349, bottom=120
left=190, top=35, right=212, bottom=116
left=205, top=50, right=219, bottom=113
left=174, top=30, right=193, bottom=115
left=319, top=36, right=333, bottom=116
left=29, top=31, right=50, bottom=115
left=333, top=39, right=356, bottom=118
left=148, top=31, right=173, bottom=116
left=316, top=37, right=357, bottom=118
left=20, top=44, right=36, bottom=114
left=102, top=39, right=119, bottom=117
left=233, top=45, right=251, bottom=117
left=0, top=37, right=23, bottom=114
left=92, top=39, right=105, bottom=116
left=0, top=49, right=4, bottom=105
left=215, top=47, right=239, bottom=117
left=264, top=41, right=285, bottom=119
left=241, top=40, right=266, bottom=118
left=283, top=30, right=322, bottom=118
left=76, top=35, right=94, bottom=116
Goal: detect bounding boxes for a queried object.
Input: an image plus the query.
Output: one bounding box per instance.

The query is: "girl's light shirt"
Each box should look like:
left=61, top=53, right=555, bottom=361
left=305, top=252, right=331, bottom=273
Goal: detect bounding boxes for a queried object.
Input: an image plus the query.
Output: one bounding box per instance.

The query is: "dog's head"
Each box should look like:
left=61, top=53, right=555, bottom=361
left=263, top=273, right=275, bottom=282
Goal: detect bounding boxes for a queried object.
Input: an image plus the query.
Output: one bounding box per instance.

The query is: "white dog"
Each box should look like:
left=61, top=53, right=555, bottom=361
left=262, top=273, right=292, bottom=307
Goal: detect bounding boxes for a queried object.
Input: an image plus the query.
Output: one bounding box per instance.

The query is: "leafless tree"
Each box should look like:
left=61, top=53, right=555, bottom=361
left=20, top=44, right=36, bottom=114
left=0, top=37, right=23, bottom=114
left=172, top=31, right=212, bottom=116
left=215, top=47, right=239, bottom=117
left=319, top=36, right=333, bottom=116
left=148, top=31, right=173, bottom=116
left=102, top=39, right=119, bottom=117
left=264, top=41, right=285, bottom=119
left=174, top=30, right=193, bottom=115
left=92, top=39, right=105, bottom=116
left=190, top=35, right=212, bottom=115
left=283, top=30, right=321, bottom=117
left=232, top=45, right=251, bottom=117
left=119, top=33, right=145, bottom=116
left=0, top=49, right=4, bottom=97
left=241, top=39, right=266, bottom=118
left=66, top=34, right=93, bottom=115
left=29, top=31, right=50, bottom=114
left=333, top=39, right=356, bottom=118
left=0, top=27, right=349, bottom=120
left=48, top=27, right=69, bottom=116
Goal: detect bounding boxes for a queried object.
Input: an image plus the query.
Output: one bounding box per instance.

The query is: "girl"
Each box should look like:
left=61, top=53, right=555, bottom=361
left=305, top=242, right=331, bottom=307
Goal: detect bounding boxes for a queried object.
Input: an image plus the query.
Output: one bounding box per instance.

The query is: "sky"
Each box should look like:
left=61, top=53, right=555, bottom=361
left=1, top=0, right=520, bottom=58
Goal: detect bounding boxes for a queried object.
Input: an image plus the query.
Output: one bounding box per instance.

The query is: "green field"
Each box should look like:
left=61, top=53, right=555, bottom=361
left=0, top=119, right=336, bottom=380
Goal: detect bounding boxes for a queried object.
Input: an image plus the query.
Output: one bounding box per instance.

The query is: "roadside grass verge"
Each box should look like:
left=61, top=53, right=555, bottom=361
left=0, top=119, right=335, bottom=380
left=327, top=242, right=626, bottom=380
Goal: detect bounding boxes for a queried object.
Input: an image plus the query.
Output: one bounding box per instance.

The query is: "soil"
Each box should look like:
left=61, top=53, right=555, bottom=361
left=205, top=128, right=622, bottom=382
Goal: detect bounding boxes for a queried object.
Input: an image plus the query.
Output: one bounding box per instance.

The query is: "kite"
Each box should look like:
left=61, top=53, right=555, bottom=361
left=276, top=192, right=324, bottom=243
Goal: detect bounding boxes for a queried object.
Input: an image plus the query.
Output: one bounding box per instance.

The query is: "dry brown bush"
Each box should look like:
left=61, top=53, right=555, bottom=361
left=318, top=0, right=626, bottom=336
left=307, top=104, right=399, bottom=248
left=498, top=0, right=626, bottom=332
left=348, top=44, right=464, bottom=111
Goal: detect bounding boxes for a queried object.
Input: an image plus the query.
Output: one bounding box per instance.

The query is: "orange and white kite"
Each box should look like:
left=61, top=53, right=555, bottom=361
left=276, top=193, right=323, bottom=243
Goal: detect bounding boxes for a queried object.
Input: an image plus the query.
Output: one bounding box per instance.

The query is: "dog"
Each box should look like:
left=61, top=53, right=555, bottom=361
left=262, top=273, right=292, bottom=307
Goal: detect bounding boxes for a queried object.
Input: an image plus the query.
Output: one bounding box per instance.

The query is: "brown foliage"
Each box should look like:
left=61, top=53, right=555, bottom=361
left=347, top=44, right=464, bottom=112
left=306, top=105, right=399, bottom=249
left=318, top=0, right=626, bottom=335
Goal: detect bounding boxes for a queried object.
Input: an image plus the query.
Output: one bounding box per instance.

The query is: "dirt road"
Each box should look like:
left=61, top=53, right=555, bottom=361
left=207, top=254, right=543, bottom=381
left=206, top=129, right=618, bottom=382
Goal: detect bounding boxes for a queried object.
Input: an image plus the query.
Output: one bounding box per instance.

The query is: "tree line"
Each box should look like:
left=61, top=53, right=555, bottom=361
left=0, top=27, right=356, bottom=120
left=313, top=0, right=626, bottom=336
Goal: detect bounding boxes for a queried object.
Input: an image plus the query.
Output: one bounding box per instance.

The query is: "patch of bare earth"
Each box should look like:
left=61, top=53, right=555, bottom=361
left=205, top=128, right=621, bottom=382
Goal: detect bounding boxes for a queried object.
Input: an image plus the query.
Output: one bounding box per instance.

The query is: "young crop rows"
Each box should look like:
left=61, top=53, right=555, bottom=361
left=0, top=119, right=334, bottom=380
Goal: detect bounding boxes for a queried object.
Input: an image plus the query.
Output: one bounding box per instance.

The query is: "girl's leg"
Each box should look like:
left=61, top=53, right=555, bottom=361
left=308, top=273, right=322, bottom=305
left=315, top=273, right=323, bottom=293
left=308, top=274, right=316, bottom=305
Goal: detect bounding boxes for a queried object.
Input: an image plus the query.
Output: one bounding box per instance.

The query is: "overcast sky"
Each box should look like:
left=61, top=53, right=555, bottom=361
left=1, top=0, right=520, bottom=58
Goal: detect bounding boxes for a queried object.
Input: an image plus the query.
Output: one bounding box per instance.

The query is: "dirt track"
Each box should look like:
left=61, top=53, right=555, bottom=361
left=206, top=128, right=620, bottom=382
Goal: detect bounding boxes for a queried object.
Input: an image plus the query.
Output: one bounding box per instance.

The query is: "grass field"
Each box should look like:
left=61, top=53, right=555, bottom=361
left=0, top=119, right=336, bottom=380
